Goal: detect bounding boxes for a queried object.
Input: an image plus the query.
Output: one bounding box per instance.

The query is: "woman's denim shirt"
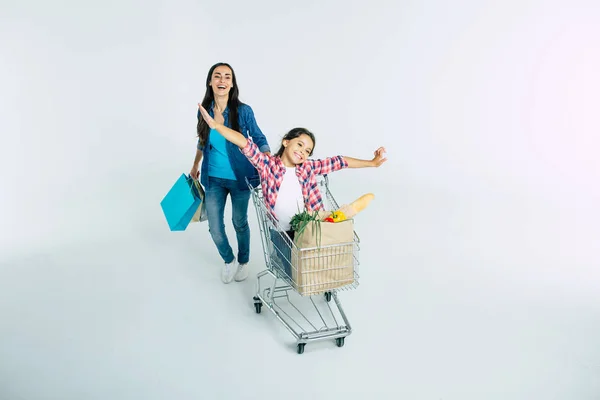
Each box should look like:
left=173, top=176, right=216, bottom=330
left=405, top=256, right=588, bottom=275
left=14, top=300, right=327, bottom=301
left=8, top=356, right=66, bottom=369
left=197, top=102, right=271, bottom=190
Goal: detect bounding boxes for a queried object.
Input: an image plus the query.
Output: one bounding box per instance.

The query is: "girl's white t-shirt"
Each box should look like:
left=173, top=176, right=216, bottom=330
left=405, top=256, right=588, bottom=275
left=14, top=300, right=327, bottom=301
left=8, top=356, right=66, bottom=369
left=273, top=167, right=305, bottom=231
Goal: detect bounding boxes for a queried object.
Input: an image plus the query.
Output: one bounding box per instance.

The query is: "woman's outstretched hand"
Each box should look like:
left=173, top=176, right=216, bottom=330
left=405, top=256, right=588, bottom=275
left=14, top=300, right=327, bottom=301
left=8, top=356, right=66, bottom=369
left=371, top=147, right=387, bottom=167
left=198, top=104, right=217, bottom=129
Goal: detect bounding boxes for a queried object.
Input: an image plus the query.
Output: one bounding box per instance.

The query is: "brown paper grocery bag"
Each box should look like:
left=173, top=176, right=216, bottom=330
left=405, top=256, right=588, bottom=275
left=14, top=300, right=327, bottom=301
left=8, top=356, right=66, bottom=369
left=292, top=211, right=355, bottom=295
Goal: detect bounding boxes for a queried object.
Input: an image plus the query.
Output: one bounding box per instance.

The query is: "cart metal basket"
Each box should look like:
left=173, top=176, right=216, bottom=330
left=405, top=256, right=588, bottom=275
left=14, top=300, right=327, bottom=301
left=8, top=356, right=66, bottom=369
left=248, top=175, right=360, bottom=354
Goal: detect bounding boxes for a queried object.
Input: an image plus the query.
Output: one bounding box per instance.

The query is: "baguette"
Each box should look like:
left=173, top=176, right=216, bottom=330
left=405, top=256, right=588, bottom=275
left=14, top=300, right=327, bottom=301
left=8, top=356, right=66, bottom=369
left=350, top=193, right=375, bottom=215
left=323, top=193, right=375, bottom=222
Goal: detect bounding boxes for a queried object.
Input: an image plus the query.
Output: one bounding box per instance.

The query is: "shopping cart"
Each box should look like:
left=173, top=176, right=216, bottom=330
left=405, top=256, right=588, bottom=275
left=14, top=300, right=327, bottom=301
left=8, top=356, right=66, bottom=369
left=248, top=175, right=360, bottom=354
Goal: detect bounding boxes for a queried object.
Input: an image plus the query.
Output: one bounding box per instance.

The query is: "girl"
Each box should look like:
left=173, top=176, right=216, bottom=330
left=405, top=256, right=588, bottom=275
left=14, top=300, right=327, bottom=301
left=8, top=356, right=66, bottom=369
left=197, top=104, right=387, bottom=234
left=191, top=63, right=271, bottom=284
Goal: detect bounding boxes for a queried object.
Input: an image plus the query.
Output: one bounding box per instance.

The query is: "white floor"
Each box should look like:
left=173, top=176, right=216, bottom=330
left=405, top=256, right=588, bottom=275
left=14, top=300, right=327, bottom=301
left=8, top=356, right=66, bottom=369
left=1, top=175, right=598, bottom=400
left=2, top=1, right=600, bottom=398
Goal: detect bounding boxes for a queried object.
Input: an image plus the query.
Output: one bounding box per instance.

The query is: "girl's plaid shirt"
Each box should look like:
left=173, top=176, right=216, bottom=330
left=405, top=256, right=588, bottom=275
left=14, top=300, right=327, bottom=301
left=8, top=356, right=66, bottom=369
left=240, top=138, right=348, bottom=215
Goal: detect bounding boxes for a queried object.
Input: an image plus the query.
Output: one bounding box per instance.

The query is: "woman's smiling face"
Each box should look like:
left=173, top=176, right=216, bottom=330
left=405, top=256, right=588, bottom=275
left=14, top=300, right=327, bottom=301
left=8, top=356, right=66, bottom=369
left=210, top=65, right=233, bottom=96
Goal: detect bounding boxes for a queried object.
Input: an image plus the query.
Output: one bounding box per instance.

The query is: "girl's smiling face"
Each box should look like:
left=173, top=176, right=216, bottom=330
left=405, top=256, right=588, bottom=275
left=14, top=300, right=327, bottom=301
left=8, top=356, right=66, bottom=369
left=281, top=133, right=314, bottom=166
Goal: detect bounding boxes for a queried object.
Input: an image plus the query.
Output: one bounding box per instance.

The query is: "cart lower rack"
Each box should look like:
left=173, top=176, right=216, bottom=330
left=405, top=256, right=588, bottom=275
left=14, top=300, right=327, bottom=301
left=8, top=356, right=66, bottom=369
left=248, top=175, right=360, bottom=354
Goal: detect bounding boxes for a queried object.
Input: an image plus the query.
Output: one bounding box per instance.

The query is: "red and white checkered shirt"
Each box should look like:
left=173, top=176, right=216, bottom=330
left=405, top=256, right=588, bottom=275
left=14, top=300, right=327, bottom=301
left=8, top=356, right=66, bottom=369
left=241, top=138, right=348, bottom=217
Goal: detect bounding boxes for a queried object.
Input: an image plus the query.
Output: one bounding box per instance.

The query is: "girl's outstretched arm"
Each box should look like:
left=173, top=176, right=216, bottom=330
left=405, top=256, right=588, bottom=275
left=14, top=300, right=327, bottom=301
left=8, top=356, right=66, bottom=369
left=199, top=104, right=269, bottom=172
left=198, top=104, right=248, bottom=148
left=343, top=147, right=387, bottom=168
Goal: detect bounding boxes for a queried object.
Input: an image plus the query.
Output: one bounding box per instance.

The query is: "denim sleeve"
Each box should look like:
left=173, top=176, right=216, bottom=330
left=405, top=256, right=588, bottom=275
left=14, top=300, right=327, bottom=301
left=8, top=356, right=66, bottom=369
left=242, top=105, right=271, bottom=153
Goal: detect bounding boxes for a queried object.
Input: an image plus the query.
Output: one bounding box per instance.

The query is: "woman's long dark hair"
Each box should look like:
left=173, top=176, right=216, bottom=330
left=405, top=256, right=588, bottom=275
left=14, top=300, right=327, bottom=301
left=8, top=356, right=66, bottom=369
left=197, top=62, right=241, bottom=147
left=275, top=128, right=316, bottom=157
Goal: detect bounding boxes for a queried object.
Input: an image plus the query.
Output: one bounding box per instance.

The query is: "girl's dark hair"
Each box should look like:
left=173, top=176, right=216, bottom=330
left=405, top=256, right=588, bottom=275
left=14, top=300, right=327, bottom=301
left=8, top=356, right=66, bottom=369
left=196, top=62, right=241, bottom=147
left=275, top=127, right=316, bottom=157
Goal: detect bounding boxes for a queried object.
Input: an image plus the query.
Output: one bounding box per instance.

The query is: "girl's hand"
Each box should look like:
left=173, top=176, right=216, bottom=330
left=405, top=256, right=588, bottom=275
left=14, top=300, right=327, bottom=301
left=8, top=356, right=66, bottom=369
left=198, top=104, right=217, bottom=129
left=371, top=147, right=387, bottom=167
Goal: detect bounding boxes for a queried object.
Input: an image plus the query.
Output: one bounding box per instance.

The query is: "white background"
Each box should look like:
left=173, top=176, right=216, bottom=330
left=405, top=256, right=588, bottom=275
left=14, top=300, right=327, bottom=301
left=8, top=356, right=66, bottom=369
left=1, top=0, right=599, bottom=399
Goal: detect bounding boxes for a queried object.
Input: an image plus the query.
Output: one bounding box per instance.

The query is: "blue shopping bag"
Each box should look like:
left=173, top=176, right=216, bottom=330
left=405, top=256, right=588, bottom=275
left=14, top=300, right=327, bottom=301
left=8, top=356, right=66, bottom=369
left=160, top=173, right=203, bottom=231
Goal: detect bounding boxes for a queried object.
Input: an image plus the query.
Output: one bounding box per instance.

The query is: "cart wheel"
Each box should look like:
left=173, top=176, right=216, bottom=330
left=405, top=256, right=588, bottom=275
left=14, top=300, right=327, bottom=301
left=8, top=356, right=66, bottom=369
left=324, top=291, right=332, bottom=302
left=297, top=343, right=305, bottom=354
left=336, top=337, right=345, bottom=347
left=253, top=296, right=262, bottom=314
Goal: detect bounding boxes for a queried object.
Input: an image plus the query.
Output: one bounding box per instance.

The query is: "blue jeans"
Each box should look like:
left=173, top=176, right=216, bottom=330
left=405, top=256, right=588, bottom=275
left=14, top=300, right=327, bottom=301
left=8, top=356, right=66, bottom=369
left=205, top=177, right=251, bottom=264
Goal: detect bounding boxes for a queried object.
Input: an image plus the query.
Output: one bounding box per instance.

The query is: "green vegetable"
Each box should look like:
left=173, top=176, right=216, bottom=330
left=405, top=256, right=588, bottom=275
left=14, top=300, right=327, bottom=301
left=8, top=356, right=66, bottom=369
left=289, top=210, right=323, bottom=248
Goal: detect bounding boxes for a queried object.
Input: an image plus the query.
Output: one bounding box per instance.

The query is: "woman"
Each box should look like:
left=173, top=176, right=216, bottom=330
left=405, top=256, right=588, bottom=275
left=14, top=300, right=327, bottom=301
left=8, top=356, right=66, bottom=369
left=190, top=62, right=271, bottom=284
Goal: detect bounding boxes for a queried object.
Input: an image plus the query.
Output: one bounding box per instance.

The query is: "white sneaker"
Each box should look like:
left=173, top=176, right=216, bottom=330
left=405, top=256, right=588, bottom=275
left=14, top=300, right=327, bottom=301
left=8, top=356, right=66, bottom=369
left=234, top=262, right=249, bottom=282
left=222, top=257, right=236, bottom=284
